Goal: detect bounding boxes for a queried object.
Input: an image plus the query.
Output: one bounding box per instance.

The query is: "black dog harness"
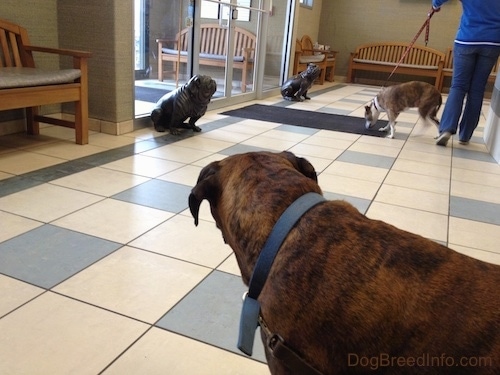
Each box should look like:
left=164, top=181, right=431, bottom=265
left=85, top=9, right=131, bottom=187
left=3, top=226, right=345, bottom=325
left=238, top=192, right=326, bottom=375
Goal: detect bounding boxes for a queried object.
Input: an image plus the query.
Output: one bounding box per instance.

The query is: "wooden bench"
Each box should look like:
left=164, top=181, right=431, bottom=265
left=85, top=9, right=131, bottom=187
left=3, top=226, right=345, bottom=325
left=347, top=42, right=445, bottom=88
left=0, top=18, right=91, bottom=144
left=441, top=47, right=499, bottom=91
left=157, top=24, right=255, bottom=92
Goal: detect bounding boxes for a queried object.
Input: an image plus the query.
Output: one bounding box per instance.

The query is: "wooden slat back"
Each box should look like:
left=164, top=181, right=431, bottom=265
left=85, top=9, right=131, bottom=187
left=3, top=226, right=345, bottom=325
left=354, top=42, right=444, bottom=66
left=175, top=24, right=255, bottom=58
left=443, top=48, right=453, bottom=70
left=0, top=19, right=27, bottom=67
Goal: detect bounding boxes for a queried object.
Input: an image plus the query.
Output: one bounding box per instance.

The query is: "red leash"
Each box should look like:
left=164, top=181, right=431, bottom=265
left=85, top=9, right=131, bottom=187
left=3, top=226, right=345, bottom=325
left=384, top=8, right=436, bottom=85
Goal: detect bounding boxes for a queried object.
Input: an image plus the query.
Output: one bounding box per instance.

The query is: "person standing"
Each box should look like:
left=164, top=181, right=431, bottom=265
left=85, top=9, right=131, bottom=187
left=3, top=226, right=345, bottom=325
left=434, top=0, right=500, bottom=146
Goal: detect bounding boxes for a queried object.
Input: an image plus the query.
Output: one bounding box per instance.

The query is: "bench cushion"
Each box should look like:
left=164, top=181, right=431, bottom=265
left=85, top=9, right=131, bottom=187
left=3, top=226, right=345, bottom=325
left=352, top=58, right=439, bottom=70
left=0, top=67, right=81, bottom=89
left=161, top=48, right=188, bottom=56
left=299, top=54, right=325, bottom=64
left=162, top=48, right=246, bottom=62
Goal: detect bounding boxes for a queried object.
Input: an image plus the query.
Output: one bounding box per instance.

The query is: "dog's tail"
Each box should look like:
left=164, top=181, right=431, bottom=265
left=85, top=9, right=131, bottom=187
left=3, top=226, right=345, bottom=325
left=435, top=94, right=442, bottom=114
left=430, top=94, right=442, bottom=126
left=413, top=95, right=442, bottom=137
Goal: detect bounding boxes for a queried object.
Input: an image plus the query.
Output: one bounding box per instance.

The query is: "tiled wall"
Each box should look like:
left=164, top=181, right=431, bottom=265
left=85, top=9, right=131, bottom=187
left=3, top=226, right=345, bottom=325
left=1, top=0, right=134, bottom=134
left=57, top=0, right=134, bottom=128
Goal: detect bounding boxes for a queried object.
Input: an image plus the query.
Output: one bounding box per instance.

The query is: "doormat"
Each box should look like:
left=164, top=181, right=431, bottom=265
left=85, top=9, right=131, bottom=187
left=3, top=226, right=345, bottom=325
left=135, top=86, right=170, bottom=103
left=220, top=104, right=389, bottom=137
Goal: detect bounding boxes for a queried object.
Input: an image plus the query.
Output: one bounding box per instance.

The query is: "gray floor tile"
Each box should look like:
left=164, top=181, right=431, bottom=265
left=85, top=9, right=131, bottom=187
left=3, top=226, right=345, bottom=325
left=275, top=124, right=319, bottom=135
left=323, top=191, right=371, bottom=214
left=336, top=150, right=395, bottom=169
left=319, top=107, right=353, bottom=116
left=0, top=176, right=45, bottom=198
left=453, top=148, right=497, bottom=163
left=219, top=144, right=276, bottom=156
left=0, top=224, right=121, bottom=288
left=112, top=179, right=192, bottom=213
left=156, top=270, right=267, bottom=363
left=450, top=196, right=500, bottom=225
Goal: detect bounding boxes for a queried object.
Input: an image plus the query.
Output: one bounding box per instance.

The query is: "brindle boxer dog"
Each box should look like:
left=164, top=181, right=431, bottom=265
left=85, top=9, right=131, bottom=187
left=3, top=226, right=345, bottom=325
left=189, top=151, right=500, bottom=375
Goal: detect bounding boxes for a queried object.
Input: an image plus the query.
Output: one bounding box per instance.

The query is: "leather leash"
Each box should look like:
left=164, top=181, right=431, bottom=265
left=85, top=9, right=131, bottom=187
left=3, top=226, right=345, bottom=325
left=237, top=192, right=326, bottom=374
left=384, top=8, right=436, bottom=86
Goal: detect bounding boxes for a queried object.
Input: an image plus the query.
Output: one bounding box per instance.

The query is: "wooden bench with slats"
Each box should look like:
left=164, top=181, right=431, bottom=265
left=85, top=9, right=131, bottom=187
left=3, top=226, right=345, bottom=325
left=441, top=47, right=499, bottom=91
left=157, top=24, right=255, bottom=92
left=0, top=18, right=91, bottom=144
left=347, top=42, right=445, bottom=88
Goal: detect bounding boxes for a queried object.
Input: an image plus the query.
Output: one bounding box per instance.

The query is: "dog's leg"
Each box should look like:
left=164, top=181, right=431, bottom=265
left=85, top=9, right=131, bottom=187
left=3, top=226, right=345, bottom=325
left=378, top=123, right=390, bottom=132
left=378, top=111, right=396, bottom=138
left=380, top=111, right=398, bottom=138
left=187, top=116, right=203, bottom=132
left=387, top=121, right=396, bottom=139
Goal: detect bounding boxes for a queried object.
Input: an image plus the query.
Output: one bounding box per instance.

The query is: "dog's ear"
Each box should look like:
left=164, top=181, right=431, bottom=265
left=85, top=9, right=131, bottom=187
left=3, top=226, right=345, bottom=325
left=364, top=105, right=371, bottom=111
left=189, top=162, right=221, bottom=226
left=281, top=151, right=318, bottom=182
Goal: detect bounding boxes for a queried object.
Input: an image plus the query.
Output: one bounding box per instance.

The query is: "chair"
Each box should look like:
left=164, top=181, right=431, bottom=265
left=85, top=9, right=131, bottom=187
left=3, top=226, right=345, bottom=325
left=293, top=38, right=327, bottom=84
left=0, top=18, right=91, bottom=144
left=300, top=35, right=338, bottom=82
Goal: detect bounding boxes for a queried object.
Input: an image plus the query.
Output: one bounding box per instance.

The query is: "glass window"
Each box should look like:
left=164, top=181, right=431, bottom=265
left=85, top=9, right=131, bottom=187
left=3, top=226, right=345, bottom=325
left=201, top=0, right=251, bottom=21
left=299, top=0, right=313, bottom=9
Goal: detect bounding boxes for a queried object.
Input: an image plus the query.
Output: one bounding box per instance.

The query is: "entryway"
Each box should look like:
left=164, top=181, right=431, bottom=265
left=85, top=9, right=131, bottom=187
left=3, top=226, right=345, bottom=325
left=134, top=0, right=295, bottom=117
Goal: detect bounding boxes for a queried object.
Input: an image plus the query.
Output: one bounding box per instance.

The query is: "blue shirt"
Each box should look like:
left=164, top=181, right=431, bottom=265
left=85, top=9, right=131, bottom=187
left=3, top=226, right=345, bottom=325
left=432, top=0, right=500, bottom=47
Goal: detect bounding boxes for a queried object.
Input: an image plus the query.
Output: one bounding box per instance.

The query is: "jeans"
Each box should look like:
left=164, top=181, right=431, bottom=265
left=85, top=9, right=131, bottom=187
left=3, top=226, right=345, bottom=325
left=439, top=45, right=500, bottom=141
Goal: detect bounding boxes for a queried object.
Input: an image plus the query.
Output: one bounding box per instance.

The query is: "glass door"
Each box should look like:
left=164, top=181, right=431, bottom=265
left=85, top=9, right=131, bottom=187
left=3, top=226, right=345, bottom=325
left=134, top=0, right=293, bottom=116
left=195, top=0, right=261, bottom=99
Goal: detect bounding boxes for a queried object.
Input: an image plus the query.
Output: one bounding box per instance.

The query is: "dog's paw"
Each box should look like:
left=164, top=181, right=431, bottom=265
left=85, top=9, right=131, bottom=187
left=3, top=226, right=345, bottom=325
left=386, top=134, right=394, bottom=139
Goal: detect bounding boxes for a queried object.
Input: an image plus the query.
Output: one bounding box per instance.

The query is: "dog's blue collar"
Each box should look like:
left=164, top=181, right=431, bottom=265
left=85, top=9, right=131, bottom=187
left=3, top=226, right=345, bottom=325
left=237, top=192, right=326, bottom=356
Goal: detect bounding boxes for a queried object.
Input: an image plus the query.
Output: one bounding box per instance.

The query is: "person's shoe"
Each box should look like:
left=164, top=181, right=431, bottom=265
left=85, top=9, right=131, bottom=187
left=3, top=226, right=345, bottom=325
left=459, top=139, right=469, bottom=145
left=436, top=131, right=451, bottom=146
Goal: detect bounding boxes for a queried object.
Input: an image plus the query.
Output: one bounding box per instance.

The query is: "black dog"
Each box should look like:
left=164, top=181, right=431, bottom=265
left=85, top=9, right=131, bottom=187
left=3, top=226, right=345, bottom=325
left=151, top=75, right=217, bottom=135
left=281, top=63, right=320, bottom=101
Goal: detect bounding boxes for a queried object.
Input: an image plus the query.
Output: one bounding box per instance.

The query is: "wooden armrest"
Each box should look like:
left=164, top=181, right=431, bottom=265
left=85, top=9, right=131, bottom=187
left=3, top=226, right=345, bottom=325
left=24, top=45, right=91, bottom=58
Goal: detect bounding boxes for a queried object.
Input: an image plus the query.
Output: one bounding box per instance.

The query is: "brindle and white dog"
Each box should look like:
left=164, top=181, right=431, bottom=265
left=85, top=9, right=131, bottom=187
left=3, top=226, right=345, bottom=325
left=364, top=81, right=442, bottom=139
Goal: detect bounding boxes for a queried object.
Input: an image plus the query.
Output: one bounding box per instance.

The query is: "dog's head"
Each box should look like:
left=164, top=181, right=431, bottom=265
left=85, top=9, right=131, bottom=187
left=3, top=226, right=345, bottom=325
left=189, top=151, right=321, bottom=280
left=186, top=74, right=217, bottom=104
left=301, top=63, right=321, bottom=81
left=364, top=100, right=380, bottom=129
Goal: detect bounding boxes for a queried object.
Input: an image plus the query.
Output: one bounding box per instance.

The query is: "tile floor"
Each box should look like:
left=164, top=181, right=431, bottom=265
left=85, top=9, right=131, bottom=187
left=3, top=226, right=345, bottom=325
left=1, top=83, right=499, bottom=374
